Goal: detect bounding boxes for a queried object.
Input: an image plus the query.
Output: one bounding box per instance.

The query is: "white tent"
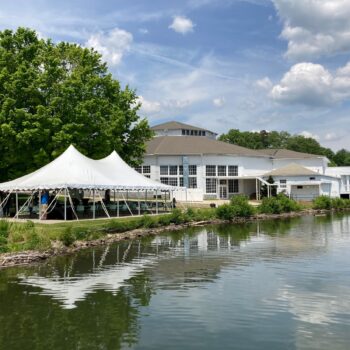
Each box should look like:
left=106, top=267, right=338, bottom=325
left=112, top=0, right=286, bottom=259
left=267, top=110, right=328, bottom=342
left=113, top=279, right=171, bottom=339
left=0, top=145, right=176, bottom=220
left=0, top=145, right=172, bottom=191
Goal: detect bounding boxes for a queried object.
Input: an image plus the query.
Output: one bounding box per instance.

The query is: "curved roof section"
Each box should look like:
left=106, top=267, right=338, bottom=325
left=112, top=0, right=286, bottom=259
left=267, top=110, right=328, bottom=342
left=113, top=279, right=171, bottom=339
left=146, top=136, right=269, bottom=157
left=151, top=121, right=216, bottom=134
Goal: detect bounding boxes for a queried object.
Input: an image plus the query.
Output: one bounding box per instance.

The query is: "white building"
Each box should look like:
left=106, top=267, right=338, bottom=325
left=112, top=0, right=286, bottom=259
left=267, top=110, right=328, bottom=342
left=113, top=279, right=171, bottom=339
left=136, top=121, right=350, bottom=201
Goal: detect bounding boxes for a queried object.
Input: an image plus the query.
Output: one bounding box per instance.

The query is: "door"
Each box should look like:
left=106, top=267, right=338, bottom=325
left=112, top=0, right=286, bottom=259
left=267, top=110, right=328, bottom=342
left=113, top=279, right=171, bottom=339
left=219, top=180, right=228, bottom=199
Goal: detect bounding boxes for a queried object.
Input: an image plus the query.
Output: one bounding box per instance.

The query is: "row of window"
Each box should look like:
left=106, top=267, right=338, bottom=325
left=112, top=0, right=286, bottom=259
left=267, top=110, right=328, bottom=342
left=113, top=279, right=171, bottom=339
left=160, top=165, right=197, bottom=176
left=135, top=165, right=151, bottom=174
left=160, top=177, right=197, bottom=188
left=206, top=179, right=239, bottom=194
left=182, top=129, right=206, bottom=136
left=279, top=177, right=316, bottom=189
left=206, top=165, right=238, bottom=177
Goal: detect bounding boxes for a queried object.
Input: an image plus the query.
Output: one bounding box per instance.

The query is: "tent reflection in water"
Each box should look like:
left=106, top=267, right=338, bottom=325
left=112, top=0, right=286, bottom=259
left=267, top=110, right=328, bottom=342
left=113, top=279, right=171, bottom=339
left=0, top=145, right=175, bottom=221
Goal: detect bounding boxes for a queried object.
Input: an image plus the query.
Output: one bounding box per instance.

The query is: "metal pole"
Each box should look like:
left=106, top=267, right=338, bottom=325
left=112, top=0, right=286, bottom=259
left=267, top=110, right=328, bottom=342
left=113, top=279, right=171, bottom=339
left=156, top=189, right=159, bottom=215
left=117, top=190, right=120, bottom=217
left=15, top=192, right=18, bottom=218
left=64, top=188, right=67, bottom=221
left=138, top=190, right=141, bottom=216
left=38, top=191, right=42, bottom=220
left=93, top=189, right=96, bottom=219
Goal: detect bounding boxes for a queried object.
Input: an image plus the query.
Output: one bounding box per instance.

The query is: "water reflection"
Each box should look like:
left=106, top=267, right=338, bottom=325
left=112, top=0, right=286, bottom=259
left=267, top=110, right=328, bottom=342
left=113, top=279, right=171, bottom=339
left=0, top=214, right=350, bottom=350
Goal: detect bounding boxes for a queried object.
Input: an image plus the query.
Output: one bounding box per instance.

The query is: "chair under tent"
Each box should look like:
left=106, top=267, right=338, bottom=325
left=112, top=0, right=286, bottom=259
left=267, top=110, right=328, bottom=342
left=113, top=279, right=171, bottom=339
left=0, top=145, right=178, bottom=221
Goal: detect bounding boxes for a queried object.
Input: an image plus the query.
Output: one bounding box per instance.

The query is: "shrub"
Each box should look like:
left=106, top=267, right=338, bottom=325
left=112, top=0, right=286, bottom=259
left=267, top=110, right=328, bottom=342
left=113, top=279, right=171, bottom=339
left=184, top=208, right=196, bottom=221
left=60, top=226, right=76, bottom=246
left=312, top=196, right=332, bottom=210
left=139, top=215, right=158, bottom=228
left=169, top=208, right=185, bottom=225
left=276, top=194, right=301, bottom=212
left=216, top=204, right=235, bottom=220
left=230, top=195, right=255, bottom=217
left=259, top=197, right=283, bottom=214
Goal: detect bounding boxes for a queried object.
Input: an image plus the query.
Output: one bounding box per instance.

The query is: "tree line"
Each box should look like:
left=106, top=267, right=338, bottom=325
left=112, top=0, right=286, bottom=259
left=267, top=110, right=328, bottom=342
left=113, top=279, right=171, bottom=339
left=219, top=129, right=350, bottom=166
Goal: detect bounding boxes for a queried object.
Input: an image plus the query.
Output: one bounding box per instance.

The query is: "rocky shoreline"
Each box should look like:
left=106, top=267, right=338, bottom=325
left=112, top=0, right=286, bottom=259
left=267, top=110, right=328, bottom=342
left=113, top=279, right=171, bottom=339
left=0, top=209, right=337, bottom=268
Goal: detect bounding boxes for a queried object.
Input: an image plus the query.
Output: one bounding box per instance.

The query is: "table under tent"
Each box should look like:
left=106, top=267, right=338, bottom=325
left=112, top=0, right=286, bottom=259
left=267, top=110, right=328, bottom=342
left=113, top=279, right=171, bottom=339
left=0, top=145, right=176, bottom=221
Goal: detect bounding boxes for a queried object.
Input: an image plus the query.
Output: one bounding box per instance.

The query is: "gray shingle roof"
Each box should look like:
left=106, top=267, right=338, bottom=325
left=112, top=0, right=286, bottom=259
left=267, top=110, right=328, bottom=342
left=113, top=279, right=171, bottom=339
left=151, top=121, right=216, bottom=133
left=264, top=163, right=319, bottom=177
left=256, top=148, right=323, bottom=159
left=146, top=136, right=269, bottom=157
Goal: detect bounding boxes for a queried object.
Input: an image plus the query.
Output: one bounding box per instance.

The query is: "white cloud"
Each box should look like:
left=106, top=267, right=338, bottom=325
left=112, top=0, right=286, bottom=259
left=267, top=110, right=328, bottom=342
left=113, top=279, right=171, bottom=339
left=324, top=132, right=338, bottom=141
left=255, top=77, right=273, bottom=90
left=137, top=96, right=161, bottom=113
left=169, top=16, right=195, bottom=34
left=139, top=28, right=149, bottom=35
left=299, top=130, right=320, bottom=141
left=85, top=28, right=133, bottom=66
left=213, top=97, right=226, bottom=107
left=270, top=62, right=350, bottom=106
left=273, top=0, right=350, bottom=60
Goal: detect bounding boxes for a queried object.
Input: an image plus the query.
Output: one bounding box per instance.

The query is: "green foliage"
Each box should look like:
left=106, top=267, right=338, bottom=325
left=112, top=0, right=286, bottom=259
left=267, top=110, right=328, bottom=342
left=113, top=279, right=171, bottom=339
left=60, top=226, right=76, bottom=246
left=312, top=196, right=332, bottom=210
left=313, top=196, right=350, bottom=210
left=169, top=208, right=184, bottom=225
left=219, top=128, right=349, bottom=166
left=216, top=196, right=255, bottom=220
left=0, top=220, right=9, bottom=252
left=259, top=194, right=301, bottom=214
left=0, top=28, right=153, bottom=181
left=260, top=176, right=277, bottom=198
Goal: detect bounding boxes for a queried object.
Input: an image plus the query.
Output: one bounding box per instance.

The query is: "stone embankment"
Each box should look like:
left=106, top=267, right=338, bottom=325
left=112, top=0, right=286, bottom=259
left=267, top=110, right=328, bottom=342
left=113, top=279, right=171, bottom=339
left=0, top=209, right=332, bottom=268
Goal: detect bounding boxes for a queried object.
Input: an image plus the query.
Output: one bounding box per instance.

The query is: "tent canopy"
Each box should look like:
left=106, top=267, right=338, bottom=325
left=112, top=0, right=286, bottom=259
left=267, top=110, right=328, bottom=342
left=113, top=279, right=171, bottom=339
left=0, top=145, right=173, bottom=191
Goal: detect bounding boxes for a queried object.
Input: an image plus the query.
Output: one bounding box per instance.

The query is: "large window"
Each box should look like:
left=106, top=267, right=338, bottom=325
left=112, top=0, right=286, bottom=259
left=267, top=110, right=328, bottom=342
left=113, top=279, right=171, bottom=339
left=228, top=179, right=239, bottom=193
left=142, top=166, right=151, bottom=174
left=189, top=177, right=197, bottom=188
left=228, top=165, right=238, bottom=176
left=160, top=166, right=168, bottom=175
left=206, top=165, right=216, bottom=177
left=189, top=165, right=197, bottom=175
left=280, top=179, right=287, bottom=189
left=218, top=165, right=226, bottom=176
left=169, top=165, right=178, bottom=175
left=206, top=178, right=217, bottom=193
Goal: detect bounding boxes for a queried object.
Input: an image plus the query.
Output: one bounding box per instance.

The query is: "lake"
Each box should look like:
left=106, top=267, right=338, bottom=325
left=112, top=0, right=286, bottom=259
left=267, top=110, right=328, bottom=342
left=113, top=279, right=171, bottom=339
left=1, top=213, right=350, bottom=349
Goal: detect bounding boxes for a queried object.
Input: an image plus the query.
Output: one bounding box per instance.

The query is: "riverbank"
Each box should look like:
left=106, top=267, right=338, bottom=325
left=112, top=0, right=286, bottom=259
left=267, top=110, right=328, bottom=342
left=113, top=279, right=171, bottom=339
left=0, top=207, right=345, bottom=268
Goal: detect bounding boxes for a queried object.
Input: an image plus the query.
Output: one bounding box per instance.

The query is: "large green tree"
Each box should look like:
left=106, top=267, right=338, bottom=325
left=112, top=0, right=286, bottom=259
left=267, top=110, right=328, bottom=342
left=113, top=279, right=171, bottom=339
left=0, top=28, right=152, bottom=181
left=219, top=129, right=343, bottom=165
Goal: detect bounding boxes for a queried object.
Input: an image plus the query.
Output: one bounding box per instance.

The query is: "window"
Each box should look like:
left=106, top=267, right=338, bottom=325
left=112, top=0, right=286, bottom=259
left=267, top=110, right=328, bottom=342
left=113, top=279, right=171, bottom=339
left=179, top=177, right=184, bottom=187
left=169, top=165, right=178, bottom=175
left=189, top=165, right=197, bottom=175
left=189, top=177, right=197, bottom=188
left=182, top=129, right=186, bottom=135
left=206, top=165, right=216, bottom=176
left=142, top=166, right=151, bottom=174
left=186, top=130, right=190, bottom=135
left=160, top=166, right=168, bottom=175
left=228, top=165, right=238, bottom=176
left=168, top=178, right=178, bottom=186
left=309, top=177, right=316, bottom=180
left=135, top=166, right=142, bottom=173
left=160, top=177, right=169, bottom=185
left=228, top=179, right=239, bottom=193
left=144, top=175, right=150, bottom=178
left=218, top=165, right=226, bottom=176
left=297, top=185, right=303, bottom=189
left=179, top=166, right=183, bottom=175
left=191, top=130, right=194, bottom=135
left=203, top=131, right=206, bottom=136
left=206, top=178, right=217, bottom=193
left=280, top=179, right=287, bottom=188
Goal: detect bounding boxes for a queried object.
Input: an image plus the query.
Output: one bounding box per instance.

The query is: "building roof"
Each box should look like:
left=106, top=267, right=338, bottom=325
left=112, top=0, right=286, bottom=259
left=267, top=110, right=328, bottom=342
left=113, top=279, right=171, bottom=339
left=264, top=163, right=319, bottom=177
left=151, top=121, right=216, bottom=134
left=146, top=136, right=268, bottom=157
left=256, top=148, right=323, bottom=159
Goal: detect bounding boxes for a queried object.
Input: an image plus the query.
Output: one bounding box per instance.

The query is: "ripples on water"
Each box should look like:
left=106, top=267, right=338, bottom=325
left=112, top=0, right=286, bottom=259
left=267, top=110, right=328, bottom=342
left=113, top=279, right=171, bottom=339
left=1, top=214, right=350, bottom=349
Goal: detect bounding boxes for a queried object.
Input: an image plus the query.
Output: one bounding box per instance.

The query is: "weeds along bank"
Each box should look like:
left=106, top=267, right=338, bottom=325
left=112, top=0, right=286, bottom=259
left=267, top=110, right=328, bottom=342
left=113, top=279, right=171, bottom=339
left=0, top=195, right=350, bottom=259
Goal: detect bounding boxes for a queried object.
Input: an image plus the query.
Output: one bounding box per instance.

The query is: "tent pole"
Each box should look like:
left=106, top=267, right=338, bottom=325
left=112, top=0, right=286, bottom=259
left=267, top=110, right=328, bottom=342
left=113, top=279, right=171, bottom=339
left=138, top=190, right=141, bottom=216
left=39, top=191, right=42, bottom=220
left=15, top=192, right=18, bottom=218
left=114, top=189, right=116, bottom=203
left=64, top=188, right=67, bottom=221
left=156, top=189, right=158, bottom=215
left=117, top=190, right=120, bottom=217
left=93, top=189, right=96, bottom=219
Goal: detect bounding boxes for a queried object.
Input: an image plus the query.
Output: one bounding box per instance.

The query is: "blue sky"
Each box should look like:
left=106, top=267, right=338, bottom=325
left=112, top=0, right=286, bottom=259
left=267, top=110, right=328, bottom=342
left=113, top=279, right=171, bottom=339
left=1, top=0, right=350, bottom=150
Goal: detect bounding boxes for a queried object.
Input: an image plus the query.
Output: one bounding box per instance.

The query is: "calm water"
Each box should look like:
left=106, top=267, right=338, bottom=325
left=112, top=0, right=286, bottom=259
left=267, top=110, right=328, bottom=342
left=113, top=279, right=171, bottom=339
left=1, top=214, right=350, bottom=349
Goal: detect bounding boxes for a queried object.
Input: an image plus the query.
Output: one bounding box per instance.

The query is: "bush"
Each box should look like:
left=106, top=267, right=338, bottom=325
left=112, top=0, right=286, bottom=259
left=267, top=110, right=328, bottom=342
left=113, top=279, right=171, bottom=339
left=259, top=194, right=301, bottom=214
left=60, top=226, right=76, bottom=246
left=169, top=208, right=185, bottom=225
left=216, top=204, right=235, bottom=220
left=312, top=196, right=332, bottom=210
left=139, top=215, right=158, bottom=228
left=230, top=195, right=255, bottom=217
